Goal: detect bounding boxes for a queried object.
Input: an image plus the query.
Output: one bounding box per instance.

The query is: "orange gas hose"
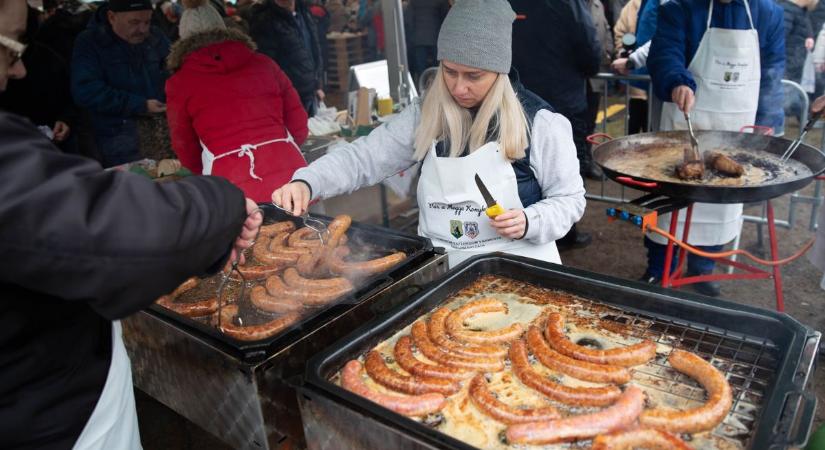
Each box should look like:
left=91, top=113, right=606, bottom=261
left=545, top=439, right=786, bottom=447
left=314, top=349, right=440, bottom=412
left=646, top=225, right=814, bottom=267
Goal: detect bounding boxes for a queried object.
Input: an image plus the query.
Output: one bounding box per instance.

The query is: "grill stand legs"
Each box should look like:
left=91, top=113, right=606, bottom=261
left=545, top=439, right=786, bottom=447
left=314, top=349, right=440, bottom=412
left=660, top=200, right=786, bottom=312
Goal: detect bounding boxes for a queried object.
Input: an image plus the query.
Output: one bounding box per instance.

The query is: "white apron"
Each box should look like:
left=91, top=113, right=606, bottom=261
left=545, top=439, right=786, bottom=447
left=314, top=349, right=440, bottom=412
left=652, top=0, right=760, bottom=246
left=200, top=133, right=301, bottom=179
left=73, top=321, right=142, bottom=450
left=417, top=141, right=561, bottom=267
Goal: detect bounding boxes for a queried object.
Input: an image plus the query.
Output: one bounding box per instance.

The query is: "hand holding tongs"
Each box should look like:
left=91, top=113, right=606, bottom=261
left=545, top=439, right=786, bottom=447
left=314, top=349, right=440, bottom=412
left=781, top=108, right=824, bottom=163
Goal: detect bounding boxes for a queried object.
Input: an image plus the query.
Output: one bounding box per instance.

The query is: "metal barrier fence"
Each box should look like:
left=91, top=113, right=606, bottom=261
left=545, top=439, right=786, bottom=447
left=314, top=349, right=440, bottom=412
left=587, top=72, right=823, bottom=234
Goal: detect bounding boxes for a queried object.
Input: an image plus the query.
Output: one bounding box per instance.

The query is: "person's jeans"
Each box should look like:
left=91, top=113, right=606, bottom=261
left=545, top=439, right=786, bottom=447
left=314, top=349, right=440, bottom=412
left=644, top=236, right=723, bottom=278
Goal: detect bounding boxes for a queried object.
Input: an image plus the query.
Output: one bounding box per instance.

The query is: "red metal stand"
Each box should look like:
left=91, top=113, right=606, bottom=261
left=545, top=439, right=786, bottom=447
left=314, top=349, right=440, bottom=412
left=660, top=200, right=786, bottom=312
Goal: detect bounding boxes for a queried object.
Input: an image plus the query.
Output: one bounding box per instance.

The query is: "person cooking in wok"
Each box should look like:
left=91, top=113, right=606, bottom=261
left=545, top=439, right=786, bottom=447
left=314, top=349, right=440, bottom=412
left=642, top=0, right=784, bottom=296
left=272, top=0, right=586, bottom=268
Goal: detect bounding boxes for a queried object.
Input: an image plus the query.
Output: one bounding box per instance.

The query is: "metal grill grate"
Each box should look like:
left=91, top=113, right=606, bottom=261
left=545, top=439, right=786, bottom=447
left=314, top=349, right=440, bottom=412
left=599, top=309, right=779, bottom=448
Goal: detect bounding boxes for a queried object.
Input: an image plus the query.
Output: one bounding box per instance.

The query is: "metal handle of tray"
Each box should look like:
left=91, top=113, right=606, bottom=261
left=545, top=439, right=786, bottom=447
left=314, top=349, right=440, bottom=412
left=771, top=332, right=821, bottom=448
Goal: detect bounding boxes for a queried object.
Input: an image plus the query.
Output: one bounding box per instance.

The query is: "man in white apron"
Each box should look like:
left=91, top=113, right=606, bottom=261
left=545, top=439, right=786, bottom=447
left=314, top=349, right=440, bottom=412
left=643, top=0, right=784, bottom=296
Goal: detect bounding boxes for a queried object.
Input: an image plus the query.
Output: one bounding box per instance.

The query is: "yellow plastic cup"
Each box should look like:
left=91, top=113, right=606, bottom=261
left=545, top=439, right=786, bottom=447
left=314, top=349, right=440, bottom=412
left=377, top=97, right=394, bottom=116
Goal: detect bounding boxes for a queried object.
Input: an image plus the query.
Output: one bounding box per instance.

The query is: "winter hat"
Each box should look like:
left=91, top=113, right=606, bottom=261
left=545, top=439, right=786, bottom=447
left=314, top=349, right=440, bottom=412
left=436, top=0, right=516, bottom=74
left=109, top=0, right=152, bottom=12
left=179, top=0, right=226, bottom=39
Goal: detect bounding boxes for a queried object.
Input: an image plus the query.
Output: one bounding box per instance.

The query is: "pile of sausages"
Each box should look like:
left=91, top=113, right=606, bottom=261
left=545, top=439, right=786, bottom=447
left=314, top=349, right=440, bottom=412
left=340, top=299, right=734, bottom=448
left=155, top=215, right=407, bottom=341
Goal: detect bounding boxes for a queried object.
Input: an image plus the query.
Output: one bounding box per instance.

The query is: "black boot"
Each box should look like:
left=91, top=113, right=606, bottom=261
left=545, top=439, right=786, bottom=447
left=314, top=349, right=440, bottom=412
left=557, top=225, right=592, bottom=251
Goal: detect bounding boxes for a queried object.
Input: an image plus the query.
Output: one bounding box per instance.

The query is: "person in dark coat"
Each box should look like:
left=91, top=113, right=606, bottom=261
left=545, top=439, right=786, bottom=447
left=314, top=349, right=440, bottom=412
left=0, top=0, right=263, bottom=447
left=780, top=0, right=815, bottom=83
left=154, top=0, right=182, bottom=42
left=508, top=0, right=598, bottom=250
left=246, top=0, right=325, bottom=116
left=407, top=0, right=450, bottom=81
left=0, top=4, right=78, bottom=153
left=509, top=0, right=603, bottom=179
left=166, top=10, right=309, bottom=202
left=71, top=0, right=171, bottom=167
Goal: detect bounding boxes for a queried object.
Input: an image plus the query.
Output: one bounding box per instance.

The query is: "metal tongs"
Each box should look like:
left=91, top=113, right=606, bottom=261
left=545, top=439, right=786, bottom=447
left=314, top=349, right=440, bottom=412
left=684, top=112, right=703, bottom=165
left=272, top=202, right=328, bottom=243
left=781, top=108, right=824, bottom=163
left=216, top=207, right=265, bottom=328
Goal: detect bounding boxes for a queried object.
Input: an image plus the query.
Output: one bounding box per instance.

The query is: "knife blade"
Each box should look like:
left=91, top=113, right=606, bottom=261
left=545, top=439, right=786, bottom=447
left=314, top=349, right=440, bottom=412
left=474, top=174, right=504, bottom=218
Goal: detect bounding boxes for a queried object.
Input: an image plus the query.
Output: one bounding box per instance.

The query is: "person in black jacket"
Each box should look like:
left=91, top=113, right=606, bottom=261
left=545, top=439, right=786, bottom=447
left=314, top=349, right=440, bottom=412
left=509, top=0, right=601, bottom=250
left=245, top=0, right=325, bottom=116
left=0, top=5, right=78, bottom=153
left=0, top=0, right=263, bottom=447
left=780, top=0, right=815, bottom=83
left=509, top=0, right=603, bottom=180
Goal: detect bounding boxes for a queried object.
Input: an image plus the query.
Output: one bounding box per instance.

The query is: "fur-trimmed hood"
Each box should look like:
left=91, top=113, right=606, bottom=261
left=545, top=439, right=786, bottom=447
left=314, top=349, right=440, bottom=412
left=167, top=27, right=256, bottom=72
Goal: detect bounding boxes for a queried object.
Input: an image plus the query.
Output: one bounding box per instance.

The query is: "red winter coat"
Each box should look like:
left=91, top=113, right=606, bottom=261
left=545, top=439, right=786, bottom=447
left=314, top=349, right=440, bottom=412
left=166, top=29, right=308, bottom=202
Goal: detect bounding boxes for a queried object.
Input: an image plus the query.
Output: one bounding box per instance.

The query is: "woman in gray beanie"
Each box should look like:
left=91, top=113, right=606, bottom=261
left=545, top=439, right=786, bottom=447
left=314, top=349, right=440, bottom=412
left=274, top=0, right=586, bottom=266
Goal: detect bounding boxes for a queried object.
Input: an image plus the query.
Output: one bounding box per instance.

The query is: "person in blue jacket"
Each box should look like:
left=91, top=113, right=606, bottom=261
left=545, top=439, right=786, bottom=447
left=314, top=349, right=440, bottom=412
left=642, top=0, right=784, bottom=297
left=71, top=0, right=170, bottom=167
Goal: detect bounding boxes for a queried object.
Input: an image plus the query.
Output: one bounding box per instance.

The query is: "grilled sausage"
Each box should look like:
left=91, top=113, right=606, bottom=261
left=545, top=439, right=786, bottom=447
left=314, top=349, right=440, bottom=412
left=706, top=151, right=744, bottom=177
left=509, top=340, right=622, bottom=407
left=327, top=246, right=407, bottom=278
left=296, top=247, right=328, bottom=278
left=527, top=326, right=631, bottom=385
left=591, top=427, right=692, bottom=450
left=427, top=307, right=507, bottom=358
left=341, top=360, right=447, bottom=417
left=639, top=349, right=733, bottom=434
left=364, top=351, right=460, bottom=395
left=258, top=221, right=296, bottom=237
left=250, top=283, right=303, bottom=314
left=155, top=278, right=218, bottom=318
left=283, top=267, right=352, bottom=291
left=265, top=272, right=353, bottom=307
left=468, top=374, right=560, bottom=424
left=157, top=296, right=218, bottom=318
left=288, top=227, right=324, bottom=248
left=326, top=215, right=352, bottom=248
left=545, top=313, right=657, bottom=367
left=251, top=232, right=294, bottom=266
left=393, top=336, right=473, bottom=381
left=445, top=298, right=524, bottom=344
left=505, top=386, right=646, bottom=445
left=676, top=161, right=704, bottom=180
left=411, top=321, right=505, bottom=372
left=217, top=304, right=301, bottom=341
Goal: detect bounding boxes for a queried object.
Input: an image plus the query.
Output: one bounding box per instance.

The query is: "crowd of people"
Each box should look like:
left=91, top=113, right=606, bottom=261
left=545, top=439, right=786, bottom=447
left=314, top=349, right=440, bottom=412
left=0, top=0, right=821, bottom=289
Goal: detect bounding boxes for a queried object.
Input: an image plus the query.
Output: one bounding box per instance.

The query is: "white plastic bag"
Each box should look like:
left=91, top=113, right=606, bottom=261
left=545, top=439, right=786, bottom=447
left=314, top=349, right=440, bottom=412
left=801, top=50, right=816, bottom=93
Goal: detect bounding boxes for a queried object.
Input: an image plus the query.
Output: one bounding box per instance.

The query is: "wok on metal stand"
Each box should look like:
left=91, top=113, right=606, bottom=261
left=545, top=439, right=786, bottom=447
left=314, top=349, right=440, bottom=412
left=590, top=130, right=825, bottom=312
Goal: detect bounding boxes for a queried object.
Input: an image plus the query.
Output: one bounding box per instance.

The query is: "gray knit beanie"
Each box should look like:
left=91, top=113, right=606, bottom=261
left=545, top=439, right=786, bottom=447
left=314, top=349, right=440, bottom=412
left=436, top=0, right=516, bottom=74
left=179, top=3, right=226, bottom=39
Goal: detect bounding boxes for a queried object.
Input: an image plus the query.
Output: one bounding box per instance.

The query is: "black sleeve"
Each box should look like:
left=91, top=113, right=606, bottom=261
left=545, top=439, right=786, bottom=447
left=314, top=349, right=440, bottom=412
left=571, top=0, right=602, bottom=77
left=0, top=112, right=247, bottom=320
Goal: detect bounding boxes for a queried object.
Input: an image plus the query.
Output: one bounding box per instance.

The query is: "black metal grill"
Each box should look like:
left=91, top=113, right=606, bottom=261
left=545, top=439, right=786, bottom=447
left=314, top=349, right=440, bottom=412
left=600, top=310, right=779, bottom=448
left=301, top=254, right=820, bottom=450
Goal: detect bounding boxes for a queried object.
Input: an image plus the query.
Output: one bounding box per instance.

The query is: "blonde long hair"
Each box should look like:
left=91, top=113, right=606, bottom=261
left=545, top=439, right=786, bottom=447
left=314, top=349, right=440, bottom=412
left=413, top=65, right=530, bottom=161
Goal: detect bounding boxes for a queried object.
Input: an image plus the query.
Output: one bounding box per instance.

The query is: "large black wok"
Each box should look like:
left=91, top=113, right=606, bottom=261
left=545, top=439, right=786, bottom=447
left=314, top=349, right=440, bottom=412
left=591, top=130, right=825, bottom=203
